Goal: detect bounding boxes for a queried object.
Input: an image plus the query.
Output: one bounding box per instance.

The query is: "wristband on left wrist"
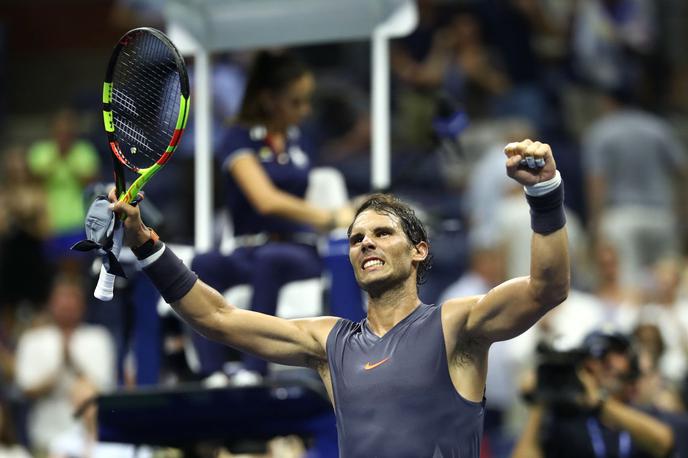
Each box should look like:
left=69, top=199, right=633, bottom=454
left=132, top=229, right=161, bottom=260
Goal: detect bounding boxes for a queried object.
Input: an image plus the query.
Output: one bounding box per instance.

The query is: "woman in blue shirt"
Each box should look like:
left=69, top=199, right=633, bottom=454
left=192, top=51, right=352, bottom=381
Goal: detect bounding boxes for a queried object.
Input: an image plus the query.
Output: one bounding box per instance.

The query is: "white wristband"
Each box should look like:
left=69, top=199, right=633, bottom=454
left=524, top=170, right=562, bottom=197
left=137, top=243, right=166, bottom=268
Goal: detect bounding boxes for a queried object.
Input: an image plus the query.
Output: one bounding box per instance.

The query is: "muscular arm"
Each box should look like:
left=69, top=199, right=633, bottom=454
left=464, top=226, right=569, bottom=343
left=111, top=192, right=337, bottom=369
left=171, top=279, right=337, bottom=367
left=446, top=141, right=570, bottom=346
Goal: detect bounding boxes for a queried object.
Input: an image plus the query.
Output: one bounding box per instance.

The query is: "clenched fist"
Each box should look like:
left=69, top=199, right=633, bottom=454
left=504, top=139, right=557, bottom=187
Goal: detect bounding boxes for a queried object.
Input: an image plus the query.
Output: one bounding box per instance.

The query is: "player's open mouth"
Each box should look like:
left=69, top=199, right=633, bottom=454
left=362, top=258, right=385, bottom=270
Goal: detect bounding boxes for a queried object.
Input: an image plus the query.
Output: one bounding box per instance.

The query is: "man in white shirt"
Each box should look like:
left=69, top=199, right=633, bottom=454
left=14, top=277, right=115, bottom=453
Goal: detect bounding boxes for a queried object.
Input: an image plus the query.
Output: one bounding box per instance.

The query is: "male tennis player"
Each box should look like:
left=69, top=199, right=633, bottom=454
left=111, top=139, right=569, bottom=457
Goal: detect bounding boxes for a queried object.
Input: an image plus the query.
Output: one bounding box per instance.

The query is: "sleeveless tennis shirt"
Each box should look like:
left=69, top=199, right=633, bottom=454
left=326, top=303, right=485, bottom=458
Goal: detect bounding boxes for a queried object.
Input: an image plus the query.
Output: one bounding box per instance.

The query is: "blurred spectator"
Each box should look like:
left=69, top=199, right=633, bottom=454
left=462, top=120, right=535, bottom=249
left=0, top=146, right=51, bottom=311
left=632, top=322, right=685, bottom=413
left=513, top=331, right=686, bottom=458
left=477, top=0, right=551, bottom=132
left=390, top=0, right=457, bottom=148
left=391, top=4, right=513, bottom=147
left=583, top=88, right=687, bottom=289
left=643, top=0, right=688, bottom=111
left=634, top=258, right=688, bottom=383
left=590, top=242, right=641, bottom=331
left=0, top=398, right=30, bottom=458
left=538, top=289, right=615, bottom=351
left=48, top=377, right=152, bottom=458
left=571, top=0, right=655, bottom=91
left=310, top=78, right=370, bottom=169
left=438, top=241, right=505, bottom=306
left=437, top=10, right=511, bottom=122
left=14, top=276, right=115, bottom=454
left=27, top=109, right=101, bottom=273
left=190, top=50, right=353, bottom=382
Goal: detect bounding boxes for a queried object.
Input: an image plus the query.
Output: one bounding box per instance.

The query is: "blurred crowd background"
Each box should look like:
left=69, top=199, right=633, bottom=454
left=1, top=0, right=688, bottom=457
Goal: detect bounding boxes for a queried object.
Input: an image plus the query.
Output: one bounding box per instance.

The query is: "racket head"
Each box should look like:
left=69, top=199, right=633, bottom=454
left=102, top=27, right=190, bottom=176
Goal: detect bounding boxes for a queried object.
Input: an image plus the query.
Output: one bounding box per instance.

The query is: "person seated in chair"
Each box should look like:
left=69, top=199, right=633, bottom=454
left=191, top=51, right=353, bottom=383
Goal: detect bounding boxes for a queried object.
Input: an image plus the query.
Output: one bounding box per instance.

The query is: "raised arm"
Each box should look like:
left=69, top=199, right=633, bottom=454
left=446, top=140, right=570, bottom=345
left=112, top=194, right=337, bottom=368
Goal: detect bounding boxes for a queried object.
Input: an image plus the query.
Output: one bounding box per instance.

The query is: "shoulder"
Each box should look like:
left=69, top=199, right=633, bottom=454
left=440, top=296, right=489, bottom=363
left=16, top=326, right=60, bottom=360
left=220, top=124, right=261, bottom=150
left=298, top=316, right=342, bottom=345
left=18, top=325, right=58, bottom=344
left=27, top=141, right=56, bottom=166
left=218, top=124, right=264, bottom=166
left=440, top=295, right=483, bottom=327
left=291, top=316, right=342, bottom=366
left=28, top=140, right=53, bottom=155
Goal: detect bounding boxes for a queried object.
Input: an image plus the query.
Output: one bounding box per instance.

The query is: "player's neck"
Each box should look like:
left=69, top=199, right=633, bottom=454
left=366, top=284, right=420, bottom=337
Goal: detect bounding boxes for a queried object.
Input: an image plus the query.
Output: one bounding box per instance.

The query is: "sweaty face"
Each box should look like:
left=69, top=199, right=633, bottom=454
left=348, top=210, right=425, bottom=294
left=270, top=73, right=315, bottom=128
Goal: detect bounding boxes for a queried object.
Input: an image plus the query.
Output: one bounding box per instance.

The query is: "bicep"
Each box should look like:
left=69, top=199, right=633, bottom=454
left=463, top=277, right=545, bottom=343
left=211, top=309, right=333, bottom=367
left=178, top=281, right=332, bottom=367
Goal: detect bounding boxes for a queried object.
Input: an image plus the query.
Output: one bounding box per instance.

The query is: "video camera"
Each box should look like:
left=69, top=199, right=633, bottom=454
left=533, top=344, right=588, bottom=415
left=532, top=332, right=639, bottom=415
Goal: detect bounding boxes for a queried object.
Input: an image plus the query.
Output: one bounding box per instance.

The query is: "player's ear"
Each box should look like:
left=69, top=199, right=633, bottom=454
left=412, top=241, right=429, bottom=262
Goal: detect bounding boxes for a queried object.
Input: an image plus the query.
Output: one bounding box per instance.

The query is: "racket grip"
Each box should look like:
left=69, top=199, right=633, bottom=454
left=94, top=265, right=116, bottom=301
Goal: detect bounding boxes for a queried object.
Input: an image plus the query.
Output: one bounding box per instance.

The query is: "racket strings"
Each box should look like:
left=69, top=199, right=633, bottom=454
left=111, top=31, right=183, bottom=170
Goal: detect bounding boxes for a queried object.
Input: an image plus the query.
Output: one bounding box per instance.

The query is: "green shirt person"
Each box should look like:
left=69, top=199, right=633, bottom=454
left=27, top=110, right=100, bottom=235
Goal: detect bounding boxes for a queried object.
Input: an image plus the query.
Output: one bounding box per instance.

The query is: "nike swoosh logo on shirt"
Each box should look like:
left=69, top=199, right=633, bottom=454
left=364, top=357, right=391, bottom=370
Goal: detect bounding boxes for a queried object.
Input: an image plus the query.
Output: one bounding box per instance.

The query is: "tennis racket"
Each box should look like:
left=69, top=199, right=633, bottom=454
left=94, top=27, right=190, bottom=301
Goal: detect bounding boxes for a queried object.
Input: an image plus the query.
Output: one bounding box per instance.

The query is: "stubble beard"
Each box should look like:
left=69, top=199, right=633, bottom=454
left=357, top=269, right=409, bottom=299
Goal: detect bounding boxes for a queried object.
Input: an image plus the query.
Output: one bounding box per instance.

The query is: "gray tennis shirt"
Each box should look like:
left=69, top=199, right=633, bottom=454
left=326, top=302, right=485, bottom=458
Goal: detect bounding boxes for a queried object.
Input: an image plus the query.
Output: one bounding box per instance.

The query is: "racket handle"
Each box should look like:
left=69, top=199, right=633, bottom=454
left=94, top=265, right=116, bottom=301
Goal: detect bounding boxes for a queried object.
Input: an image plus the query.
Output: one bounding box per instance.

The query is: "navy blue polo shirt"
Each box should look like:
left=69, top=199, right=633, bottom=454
left=217, top=124, right=313, bottom=237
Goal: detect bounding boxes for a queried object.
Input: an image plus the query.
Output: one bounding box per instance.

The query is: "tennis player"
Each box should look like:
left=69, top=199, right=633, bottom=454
left=111, top=139, right=569, bottom=457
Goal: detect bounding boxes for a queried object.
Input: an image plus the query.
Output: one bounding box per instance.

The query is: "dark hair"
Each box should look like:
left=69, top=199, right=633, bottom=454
left=236, top=51, right=310, bottom=125
left=582, top=331, right=640, bottom=382
left=348, top=193, right=433, bottom=285
left=583, top=331, right=631, bottom=359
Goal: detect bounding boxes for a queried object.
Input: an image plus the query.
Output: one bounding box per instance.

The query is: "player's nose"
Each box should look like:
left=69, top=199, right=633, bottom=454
left=361, top=235, right=375, bottom=250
